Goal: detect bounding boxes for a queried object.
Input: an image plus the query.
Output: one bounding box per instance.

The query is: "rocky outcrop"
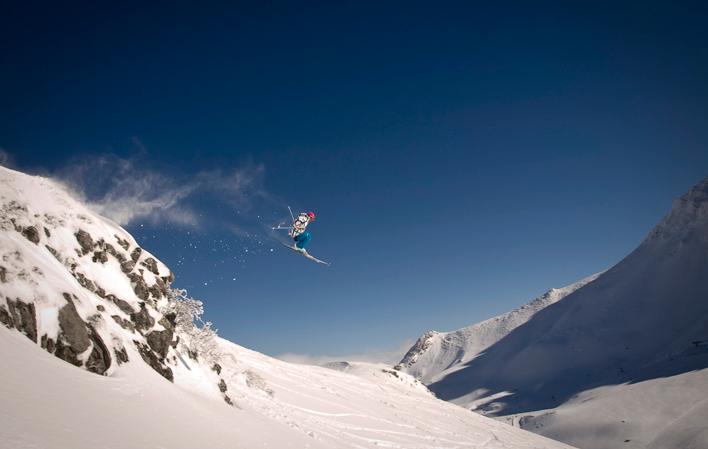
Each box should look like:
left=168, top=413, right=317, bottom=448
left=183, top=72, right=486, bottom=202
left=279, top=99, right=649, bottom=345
left=86, top=325, right=111, bottom=374
left=92, top=250, right=108, bottom=264
left=146, top=329, right=173, bottom=358
left=21, top=226, right=40, bottom=244
left=128, top=273, right=150, bottom=301
left=41, top=334, right=56, bottom=353
left=106, top=294, right=134, bottom=315
left=115, top=235, right=130, bottom=251
left=58, top=293, right=91, bottom=350
left=111, top=315, right=136, bottom=332
left=0, top=168, right=186, bottom=384
left=130, top=302, right=155, bottom=332
left=114, top=346, right=129, bottom=364
left=1, top=298, right=38, bottom=342
left=141, top=257, right=159, bottom=275
left=135, top=341, right=173, bottom=382
left=75, top=230, right=94, bottom=255
left=130, top=247, right=142, bottom=263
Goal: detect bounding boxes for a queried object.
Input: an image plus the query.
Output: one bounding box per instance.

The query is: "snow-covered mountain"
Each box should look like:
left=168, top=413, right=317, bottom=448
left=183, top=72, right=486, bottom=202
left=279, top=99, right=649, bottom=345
left=402, top=177, right=708, bottom=449
left=396, top=273, right=602, bottom=384
left=0, top=165, right=572, bottom=449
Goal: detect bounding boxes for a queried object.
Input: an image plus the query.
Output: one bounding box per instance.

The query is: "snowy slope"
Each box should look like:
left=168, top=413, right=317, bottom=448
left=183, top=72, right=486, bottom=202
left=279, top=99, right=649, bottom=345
left=396, top=274, right=601, bottom=384
left=499, top=367, right=708, bottom=449
left=392, top=177, right=708, bottom=449
left=426, top=177, right=708, bottom=416
left=0, top=165, right=573, bottom=449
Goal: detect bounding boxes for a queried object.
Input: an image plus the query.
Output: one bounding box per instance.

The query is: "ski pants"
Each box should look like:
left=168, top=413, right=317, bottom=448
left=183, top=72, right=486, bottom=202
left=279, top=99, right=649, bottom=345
left=294, top=232, right=312, bottom=249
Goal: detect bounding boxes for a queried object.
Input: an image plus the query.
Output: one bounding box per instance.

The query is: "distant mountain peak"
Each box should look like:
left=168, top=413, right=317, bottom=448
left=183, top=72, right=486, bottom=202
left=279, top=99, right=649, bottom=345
left=395, top=273, right=601, bottom=383
left=645, top=176, right=708, bottom=243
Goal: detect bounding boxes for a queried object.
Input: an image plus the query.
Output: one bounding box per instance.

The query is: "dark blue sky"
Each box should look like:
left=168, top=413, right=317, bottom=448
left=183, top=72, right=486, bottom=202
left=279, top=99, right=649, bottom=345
left=2, top=1, right=707, bottom=358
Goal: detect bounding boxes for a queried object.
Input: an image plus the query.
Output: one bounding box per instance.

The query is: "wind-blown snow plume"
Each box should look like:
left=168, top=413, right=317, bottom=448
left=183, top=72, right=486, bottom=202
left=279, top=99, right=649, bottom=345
left=53, top=153, right=273, bottom=231
left=0, top=149, right=13, bottom=167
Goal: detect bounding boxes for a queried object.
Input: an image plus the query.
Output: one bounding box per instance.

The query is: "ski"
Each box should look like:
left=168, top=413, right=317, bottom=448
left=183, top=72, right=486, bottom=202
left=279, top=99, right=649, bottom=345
left=280, top=241, right=330, bottom=266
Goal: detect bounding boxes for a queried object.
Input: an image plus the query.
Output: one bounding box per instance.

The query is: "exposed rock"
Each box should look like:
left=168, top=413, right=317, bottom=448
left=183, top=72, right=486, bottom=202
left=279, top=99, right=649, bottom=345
left=141, top=257, right=159, bottom=275
left=0, top=305, right=13, bottom=327
left=41, top=334, right=56, bottom=353
left=161, top=313, right=177, bottom=329
left=95, top=286, right=106, bottom=298
left=92, top=251, right=108, bottom=264
left=44, top=227, right=51, bottom=238
left=111, top=315, right=135, bottom=332
left=58, top=293, right=90, bottom=353
left=75, top=229, right=94, bottom=255
left=104, top=244, right=127, bottom=263
left=128, top=273, right=149, bottom=301
left=130, top=302, right=155, bottom=332
left=53, top=339, right=83, bottom=367
left=107, top=294, right=134, bottom=314
left=148, top=285, right=163, bottom=300
left=146, top=329, right=173, bottom=358
left=120, top=260, right=135, bottom=274
left=150, top=277, right=169, bottom=299
left=6, top=298, right=37, bottom=342
left=96, top=304, right=105, bottom=312
left=114, top=346, right=129, bottom=364
left=115, top=235, right=130, bottom=251
left=212, top=363, right=222, bottom=375
left=85, top=326, right=111, bottom=375
left=134, top=341, right=173, bottom=382
left=45, top=245, right=62, bottom=262
left=0, top=266, right=6, bottom=283
left=218, top=379, right=228, bottom=392
left=130, top=247, right=142, bottom=263
left=224, top=395, right=234, bottom=406
left=21, top=226, right=40, bottom=244
left=73, top=272, right=96, bottom=293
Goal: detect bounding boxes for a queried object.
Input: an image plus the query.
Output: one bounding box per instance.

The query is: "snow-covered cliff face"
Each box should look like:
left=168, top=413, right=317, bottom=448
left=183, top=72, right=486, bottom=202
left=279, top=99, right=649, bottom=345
left=0, top=165, right=186, bottom=378
left=425, top=176, right=708, bottom=417
left=396, top=274, right=602, bottom=384
left=0, top=166, right=574, bottom=449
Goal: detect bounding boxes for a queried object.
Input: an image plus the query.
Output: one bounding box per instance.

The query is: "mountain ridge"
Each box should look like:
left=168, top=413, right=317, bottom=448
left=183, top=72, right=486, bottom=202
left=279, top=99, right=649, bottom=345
left=424, top=175, right=708, bottom=415
left=396, top=273, right=602, bottom=384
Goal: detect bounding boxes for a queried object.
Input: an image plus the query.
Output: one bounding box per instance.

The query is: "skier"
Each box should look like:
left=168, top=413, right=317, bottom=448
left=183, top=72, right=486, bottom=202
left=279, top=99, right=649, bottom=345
left=289, top=211, right=316, bottom=252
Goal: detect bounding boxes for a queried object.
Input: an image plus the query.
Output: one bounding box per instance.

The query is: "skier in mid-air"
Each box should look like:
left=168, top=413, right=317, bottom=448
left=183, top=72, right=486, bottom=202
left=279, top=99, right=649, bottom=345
left=273, top=208, right=329, bottom=265
left=289, top=211, right=316, bottom=253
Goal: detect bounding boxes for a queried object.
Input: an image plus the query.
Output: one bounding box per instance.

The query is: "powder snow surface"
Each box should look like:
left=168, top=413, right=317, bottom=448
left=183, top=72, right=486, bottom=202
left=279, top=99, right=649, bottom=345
left=500, top=368, right=708, bottom=449
left=0, top=325, right=575, bottom=449
left=0, top=166, right=573, bottom=449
